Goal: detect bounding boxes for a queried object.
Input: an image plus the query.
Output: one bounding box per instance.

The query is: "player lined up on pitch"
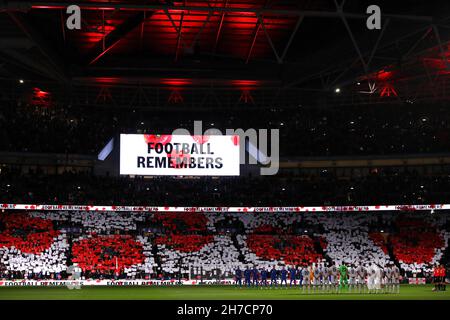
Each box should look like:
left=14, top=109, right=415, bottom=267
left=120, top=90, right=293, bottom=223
left=234, top=262, right=401, bottom=294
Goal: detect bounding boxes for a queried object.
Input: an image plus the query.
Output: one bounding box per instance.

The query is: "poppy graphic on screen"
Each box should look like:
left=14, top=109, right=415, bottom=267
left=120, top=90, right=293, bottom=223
left=144, top=134, right=172, bottom=145
left=231, top=135, right=239, bottom=146
left=192, top=135, right=210, bottom=144
left=168, top=150, right=191, bottom=169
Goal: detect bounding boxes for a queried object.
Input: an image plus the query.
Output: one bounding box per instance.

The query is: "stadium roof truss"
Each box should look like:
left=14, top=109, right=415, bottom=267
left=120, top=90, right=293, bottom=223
left=1, top=0, right=450, bottom=108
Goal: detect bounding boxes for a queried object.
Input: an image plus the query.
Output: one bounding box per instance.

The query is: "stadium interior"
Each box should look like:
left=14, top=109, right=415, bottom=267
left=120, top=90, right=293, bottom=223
left=0, top=210, right=449, bottom=281
left=0, top=0, right=450, bottom=294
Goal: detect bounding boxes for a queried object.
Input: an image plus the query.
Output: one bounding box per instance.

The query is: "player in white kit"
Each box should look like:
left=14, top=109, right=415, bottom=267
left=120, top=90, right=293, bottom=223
left=313, top=263, right=321, bottom=292
left=301, top=266, right=310, bottom=294
left=384, top=264, right=394, bottom=293
left=379, top=265, right=386, bottom=293
left=367, top=263, right=376, bottom=293
left=392, top=264, right=400, bottom=294
left=322, top=263, right=330, bottom=293
left=318, top=263, right=326, bottom=292
left=356, top=264, right=367, bottom=294
left=348, top=265, right=357, bottom=293
left=330, top=264, right=339, bottom=293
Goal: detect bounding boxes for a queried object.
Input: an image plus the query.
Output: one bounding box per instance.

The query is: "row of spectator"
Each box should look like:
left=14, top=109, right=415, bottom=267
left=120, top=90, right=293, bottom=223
left=0, top=211, right=448, bottom=279
left=1, top=168, right=450, bottom=206
left=1, top=103, right=450, bottom=156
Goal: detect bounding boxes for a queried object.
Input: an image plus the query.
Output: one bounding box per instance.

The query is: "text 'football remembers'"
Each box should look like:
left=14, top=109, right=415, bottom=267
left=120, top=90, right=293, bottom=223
left=137, top=142, right=223, bottom=169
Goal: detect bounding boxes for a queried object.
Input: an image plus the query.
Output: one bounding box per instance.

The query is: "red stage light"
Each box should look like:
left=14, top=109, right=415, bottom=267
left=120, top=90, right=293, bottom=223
left=161, top=78, right=192, bottom=87
left=375, top=70, right=393, bottom=81
left=33, top=88, right=49, bottom=98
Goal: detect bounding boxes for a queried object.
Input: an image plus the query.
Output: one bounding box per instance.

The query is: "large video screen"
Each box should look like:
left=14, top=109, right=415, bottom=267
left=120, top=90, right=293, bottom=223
left=120, top=134, right=240, bottom=176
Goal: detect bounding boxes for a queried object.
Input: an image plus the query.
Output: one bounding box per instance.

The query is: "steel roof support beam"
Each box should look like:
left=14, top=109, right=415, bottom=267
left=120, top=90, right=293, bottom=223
left=244, top=0, right=273, bottom=64
left=367, top=18, right=390, bottom=69
left=163, top=8, right=189, bottom=49
left=422, top=59, right=440, bottom=99
left=189, top=11, right=213, bottom=50
left=175, top=12, right=184, bottom=62
left=338, top=8, right=368, bottom=74
left=280, top=15, right=304, bottom=63
left=87, top=10, right=155, bottom=65
left=0, top=38, right=33, bottom=49
left=4, top=2, right=432, bottom=22
left=327, top=17, right=390, bottom=87
left=329, top=57, right=360, bottom=88
left=0, top=49, right=61, bottom=79
left=286, top=7, right=431, bottom=89
left=213, top=0, right=228, bottom=54
left=6, top=12, right=68, bottom=83
left=245, top=18, right=262, bottom=64
left=325, top=25, right=435, bottom=87
left=257, top=14, right=282, bottom=64
left=140, top=11, right=146, bottom=52
left=402, top=27, right=432, bottom=60
left=432, top=25, right=450, bottom=70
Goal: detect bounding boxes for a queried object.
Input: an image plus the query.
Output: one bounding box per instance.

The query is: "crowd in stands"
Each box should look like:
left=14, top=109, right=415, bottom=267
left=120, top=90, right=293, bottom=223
left=0, top=213, right=68, bottom=277
left=1, top=100, right=449, bottom=282
left=372, top=216, right=450, bottom=274
left=0, top=211, right=448, bottom=281
left=245, top=232, right=324, bottom=266
left=1, top=167, right=450, bottom=206
left=1, top=103, right=450, bottom=157
left=71, top=234, right=146, bottom=275
left=306, top=214, right=392, bottom=268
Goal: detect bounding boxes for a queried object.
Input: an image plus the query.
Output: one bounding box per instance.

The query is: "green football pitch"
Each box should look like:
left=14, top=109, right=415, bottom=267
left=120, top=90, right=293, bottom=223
left=0, top=285, right=449, bottom=300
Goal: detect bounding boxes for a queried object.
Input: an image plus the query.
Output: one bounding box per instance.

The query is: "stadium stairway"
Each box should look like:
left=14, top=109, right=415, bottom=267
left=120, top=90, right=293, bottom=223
left=151, top=236, right=164, bottom=274
left=231, top=234, right=246, bottom=263
left=313, top=237, right=333, bottom=266
left=441, top=242, right=450, bottom=269
left=441, top=219, right=450, bottom=268
left=66, top=236, right=74, bottom=266
left=386, top=240, right=403, bottom=272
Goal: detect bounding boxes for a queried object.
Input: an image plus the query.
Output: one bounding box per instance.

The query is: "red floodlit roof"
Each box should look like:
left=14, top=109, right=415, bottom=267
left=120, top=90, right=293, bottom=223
left=2, top=0, right=449, bottom=106
left=59, top=1, right=303, bottom=63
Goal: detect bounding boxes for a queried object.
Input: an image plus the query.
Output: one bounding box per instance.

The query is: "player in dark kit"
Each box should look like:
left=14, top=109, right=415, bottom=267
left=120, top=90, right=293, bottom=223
left=280, top=266, right=288, bottom=288
left=270, top=266, right=278, bottom=288
left=235, top=267, right=242, bottom=287
left=252, top=266, right=259, bottom=287
left=298, top=266, right=304, bottom=289
left=260, top=268, right=268, bottom=288
left=244, top=267, right=251, bottom=288
left=289, top=266, right=297, bottom=287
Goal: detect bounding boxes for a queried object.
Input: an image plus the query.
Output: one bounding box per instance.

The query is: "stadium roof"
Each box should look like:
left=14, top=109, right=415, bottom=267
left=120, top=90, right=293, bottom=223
left=1, top=0, right=450, bottom=108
